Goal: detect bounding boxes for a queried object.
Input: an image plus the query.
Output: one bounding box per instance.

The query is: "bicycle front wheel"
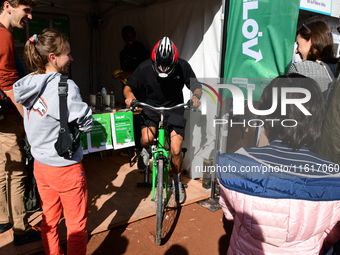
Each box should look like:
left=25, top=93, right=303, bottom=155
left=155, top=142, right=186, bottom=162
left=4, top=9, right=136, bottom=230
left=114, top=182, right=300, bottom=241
left=155, top=158, right=165, bottom=245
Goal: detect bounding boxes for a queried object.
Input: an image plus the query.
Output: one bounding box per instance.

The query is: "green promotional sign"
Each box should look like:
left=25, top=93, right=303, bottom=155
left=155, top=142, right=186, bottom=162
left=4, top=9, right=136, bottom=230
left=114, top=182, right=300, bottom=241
left=80, top=132, right=88, bottom=154
left=111, top=111, right=135, bottom=149
left=223, top=0, right=300, bottom=101
left=89, top=114, right=113, bottom=152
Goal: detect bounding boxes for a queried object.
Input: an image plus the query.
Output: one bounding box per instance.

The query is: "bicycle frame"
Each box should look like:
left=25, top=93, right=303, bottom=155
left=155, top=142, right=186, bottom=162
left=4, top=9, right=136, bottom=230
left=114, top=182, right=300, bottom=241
left=132, top=99, right=191, bottom=245
left=132, top=101, right=190, bottom=202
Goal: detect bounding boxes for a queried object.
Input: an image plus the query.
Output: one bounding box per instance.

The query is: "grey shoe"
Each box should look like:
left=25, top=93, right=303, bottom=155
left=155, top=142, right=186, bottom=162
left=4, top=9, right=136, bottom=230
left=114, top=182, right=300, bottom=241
left=137, top=148, right=150, bottom=171
left=172, top=180, right=186, bottom=204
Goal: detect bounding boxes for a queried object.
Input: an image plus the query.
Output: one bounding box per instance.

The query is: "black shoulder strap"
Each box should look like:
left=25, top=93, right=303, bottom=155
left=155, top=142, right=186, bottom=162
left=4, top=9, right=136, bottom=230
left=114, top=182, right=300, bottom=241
left=58, top=74, right=69, bottom=128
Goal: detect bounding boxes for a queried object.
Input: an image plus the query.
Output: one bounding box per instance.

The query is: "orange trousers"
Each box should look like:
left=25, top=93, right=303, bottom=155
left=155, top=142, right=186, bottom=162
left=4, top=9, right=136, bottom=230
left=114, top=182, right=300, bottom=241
left=34, top=161, right=88, bottom=255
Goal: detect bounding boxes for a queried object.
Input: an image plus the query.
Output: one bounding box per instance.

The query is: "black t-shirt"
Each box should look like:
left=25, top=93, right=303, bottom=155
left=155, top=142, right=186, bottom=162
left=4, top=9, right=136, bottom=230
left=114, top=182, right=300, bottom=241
left=127, top=58, right=200, bottom=115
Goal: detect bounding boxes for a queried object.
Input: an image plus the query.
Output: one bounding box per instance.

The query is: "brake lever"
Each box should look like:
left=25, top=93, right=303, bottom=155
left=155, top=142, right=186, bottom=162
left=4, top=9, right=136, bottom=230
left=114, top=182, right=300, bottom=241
left=186, top=99, right=201, bottom=112
left=186, top=99, right=193, bottom=109
left=130, top=99, right=139, bottom=111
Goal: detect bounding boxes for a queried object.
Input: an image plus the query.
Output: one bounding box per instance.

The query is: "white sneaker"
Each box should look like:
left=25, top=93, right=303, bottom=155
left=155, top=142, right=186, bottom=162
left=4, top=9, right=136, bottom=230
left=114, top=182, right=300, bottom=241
left=137, top=148, right=150, bottom=171
left=172, top=180, right=186, bottom=204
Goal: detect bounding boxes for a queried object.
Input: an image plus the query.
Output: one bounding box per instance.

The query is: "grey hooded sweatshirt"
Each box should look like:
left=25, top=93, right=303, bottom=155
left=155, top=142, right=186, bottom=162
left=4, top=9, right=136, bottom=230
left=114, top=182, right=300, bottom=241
left=14, top=72, right=93, bottom=167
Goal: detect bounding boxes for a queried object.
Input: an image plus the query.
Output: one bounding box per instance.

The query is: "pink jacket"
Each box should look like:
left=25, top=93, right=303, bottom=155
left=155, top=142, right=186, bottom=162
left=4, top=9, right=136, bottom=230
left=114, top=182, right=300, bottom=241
left=217, top=145, right=340, bottom=255
left=220, top=184, right=340, bottom=255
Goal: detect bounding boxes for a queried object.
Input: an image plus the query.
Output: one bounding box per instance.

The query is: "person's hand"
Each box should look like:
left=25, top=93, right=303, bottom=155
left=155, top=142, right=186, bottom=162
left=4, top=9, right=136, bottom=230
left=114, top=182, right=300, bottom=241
left=125, top=97, right=136, bottom=107
left=191, top=95, right=201, bottom=108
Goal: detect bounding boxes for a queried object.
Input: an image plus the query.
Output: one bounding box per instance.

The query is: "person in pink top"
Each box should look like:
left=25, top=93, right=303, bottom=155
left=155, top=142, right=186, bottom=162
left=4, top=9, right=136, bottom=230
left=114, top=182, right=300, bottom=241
left=217, top=74, right=340, bottom=255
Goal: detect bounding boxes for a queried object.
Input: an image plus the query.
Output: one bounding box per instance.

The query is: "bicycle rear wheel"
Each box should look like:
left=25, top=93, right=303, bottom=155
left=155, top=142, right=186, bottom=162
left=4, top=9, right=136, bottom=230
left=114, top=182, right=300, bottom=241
left=155, top=158, right=165, bottom=245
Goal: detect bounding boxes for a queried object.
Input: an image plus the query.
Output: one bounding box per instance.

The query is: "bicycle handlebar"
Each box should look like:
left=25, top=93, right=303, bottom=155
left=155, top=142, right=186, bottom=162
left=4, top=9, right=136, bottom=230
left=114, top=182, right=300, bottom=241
left=131, top=100, right=191, bottom=112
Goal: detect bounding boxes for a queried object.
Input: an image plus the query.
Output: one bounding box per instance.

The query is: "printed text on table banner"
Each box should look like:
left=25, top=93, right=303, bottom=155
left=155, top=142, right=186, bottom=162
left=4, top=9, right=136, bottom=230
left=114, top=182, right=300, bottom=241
left=81, top=112, right=135, bottom=153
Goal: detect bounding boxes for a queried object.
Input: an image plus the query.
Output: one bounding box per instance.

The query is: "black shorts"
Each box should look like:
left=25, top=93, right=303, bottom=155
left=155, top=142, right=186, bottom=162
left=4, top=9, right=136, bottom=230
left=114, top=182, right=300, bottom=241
left=140, top=110, right=186, bottom=138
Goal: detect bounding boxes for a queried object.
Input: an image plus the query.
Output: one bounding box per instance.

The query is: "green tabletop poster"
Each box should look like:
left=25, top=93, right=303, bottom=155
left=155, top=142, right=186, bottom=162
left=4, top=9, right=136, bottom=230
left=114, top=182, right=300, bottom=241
left=88, top=113, right=113, bottom=152
left=111, top=111, right=135, bottom=149
left=80, top=132, right=89, bottom=155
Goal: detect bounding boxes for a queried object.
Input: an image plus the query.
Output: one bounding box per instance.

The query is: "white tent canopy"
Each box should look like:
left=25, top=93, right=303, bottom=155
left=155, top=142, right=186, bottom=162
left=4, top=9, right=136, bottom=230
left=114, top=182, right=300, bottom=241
left=33, top=0, right=340, bottom=100
left=35, top=0, right=223, bottom=101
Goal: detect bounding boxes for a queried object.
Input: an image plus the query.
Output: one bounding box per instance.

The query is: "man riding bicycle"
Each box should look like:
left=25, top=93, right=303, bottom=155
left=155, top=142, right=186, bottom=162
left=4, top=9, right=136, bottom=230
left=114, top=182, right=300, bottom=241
left=124, top=36, right=201, bottom=203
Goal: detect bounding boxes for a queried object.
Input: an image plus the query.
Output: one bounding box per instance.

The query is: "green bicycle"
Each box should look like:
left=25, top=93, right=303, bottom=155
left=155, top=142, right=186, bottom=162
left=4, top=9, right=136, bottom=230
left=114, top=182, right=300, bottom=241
left=132, top=99, right=191, bottom=245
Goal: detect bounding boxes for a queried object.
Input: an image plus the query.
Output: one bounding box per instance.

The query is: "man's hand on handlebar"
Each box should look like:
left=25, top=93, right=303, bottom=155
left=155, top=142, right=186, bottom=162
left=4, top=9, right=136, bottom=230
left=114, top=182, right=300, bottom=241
left=191, top=95, right=201, bottom=108
left=130, top=99, right=140, bottom=109
left=123, top=85, right=136, bottom=107
left=125, top=97, right=136, bottom=107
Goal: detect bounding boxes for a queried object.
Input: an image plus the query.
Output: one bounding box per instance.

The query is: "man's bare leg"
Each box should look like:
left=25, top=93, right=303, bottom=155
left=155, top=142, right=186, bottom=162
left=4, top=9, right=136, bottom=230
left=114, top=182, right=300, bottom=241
left=141, top=126, right=156, bottom=148
left=170, top=130, right=185, bottom=203
left=170, top=130, right=184, bottom=175
left=138, top=127, right=156, bottom=170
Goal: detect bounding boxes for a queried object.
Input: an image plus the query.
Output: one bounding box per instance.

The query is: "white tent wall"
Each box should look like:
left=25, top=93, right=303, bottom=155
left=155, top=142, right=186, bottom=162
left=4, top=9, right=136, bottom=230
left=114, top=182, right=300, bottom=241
left=333, top=3, right=340, bottom=17
left=99, top=0, right=223, bottom=103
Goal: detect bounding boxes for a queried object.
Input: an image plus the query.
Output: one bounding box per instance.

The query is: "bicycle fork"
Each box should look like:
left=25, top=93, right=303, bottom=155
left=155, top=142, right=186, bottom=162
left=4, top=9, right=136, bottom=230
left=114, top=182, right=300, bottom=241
left=151, top=128, right=170, bottom=202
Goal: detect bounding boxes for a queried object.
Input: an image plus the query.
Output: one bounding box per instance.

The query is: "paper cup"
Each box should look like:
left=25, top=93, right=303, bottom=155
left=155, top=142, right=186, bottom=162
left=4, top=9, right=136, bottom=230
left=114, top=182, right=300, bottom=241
left=103, top=95, right=110, bottom=106
left=90, top=94, right=96, bottom=105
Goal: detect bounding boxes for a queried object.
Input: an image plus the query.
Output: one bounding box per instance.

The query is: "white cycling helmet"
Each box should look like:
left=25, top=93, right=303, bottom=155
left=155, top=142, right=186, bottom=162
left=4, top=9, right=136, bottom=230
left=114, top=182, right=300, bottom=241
left=151, top=36, right=178, bottom=78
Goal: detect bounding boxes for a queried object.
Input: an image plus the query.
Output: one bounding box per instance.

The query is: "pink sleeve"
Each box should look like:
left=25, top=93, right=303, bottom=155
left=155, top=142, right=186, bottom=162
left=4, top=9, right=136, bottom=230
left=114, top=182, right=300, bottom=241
left=218, top=180, right=235, bottom=221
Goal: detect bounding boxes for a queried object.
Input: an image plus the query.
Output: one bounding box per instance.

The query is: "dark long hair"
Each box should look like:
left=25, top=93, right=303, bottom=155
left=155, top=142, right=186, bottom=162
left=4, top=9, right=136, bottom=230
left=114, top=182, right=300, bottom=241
left=297, top=17, right=338, bottom=64
left=259, top=73, right=325, bottom=150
